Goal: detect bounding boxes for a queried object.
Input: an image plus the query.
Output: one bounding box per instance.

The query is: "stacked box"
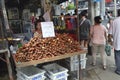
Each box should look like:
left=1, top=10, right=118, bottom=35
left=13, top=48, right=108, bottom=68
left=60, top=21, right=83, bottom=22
left=80, top=54, right=87, bottom=60
left=63, top=54, right=87, bottom=71
left=16, top=66, right=46, bottom=80
left=43, top=63, right=69, bottom=80
left=66, top=54, right=87, bottom=61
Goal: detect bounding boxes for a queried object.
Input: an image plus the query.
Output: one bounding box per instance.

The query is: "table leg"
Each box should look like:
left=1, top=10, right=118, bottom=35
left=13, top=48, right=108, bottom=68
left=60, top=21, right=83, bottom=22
left=5, top=52, right=14, bottom=80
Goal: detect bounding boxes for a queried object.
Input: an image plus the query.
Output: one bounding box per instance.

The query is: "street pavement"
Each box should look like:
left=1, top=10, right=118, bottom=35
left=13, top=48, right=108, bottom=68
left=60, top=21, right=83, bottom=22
left=82, top=49, right=120, bottom=80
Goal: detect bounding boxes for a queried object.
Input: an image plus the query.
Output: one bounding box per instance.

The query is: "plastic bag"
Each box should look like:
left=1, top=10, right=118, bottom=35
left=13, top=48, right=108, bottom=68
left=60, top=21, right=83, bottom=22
left=105, top=43, right=111, bottom=56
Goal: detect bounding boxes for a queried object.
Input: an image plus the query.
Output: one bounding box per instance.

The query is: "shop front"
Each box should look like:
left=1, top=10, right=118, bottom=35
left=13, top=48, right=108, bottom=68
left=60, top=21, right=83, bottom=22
left=0, top=0, right=88, bottom=80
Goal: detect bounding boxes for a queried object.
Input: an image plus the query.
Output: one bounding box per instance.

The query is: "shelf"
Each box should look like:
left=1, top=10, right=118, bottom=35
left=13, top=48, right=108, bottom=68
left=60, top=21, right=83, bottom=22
left=0, top=38, right=21, bottom=42
left=13, top=50, right=87, bottom=68
left=55, top=29, right=76, bottom=34
left=64, top=15, right=77, bottom=19
left=53, top=15, right=77, bottom=18
left=0, top=49, right=8, bottom=53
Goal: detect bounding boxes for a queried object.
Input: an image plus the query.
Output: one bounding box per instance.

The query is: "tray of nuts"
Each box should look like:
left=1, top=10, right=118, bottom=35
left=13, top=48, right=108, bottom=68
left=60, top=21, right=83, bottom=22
left=13, top=33, right=87, bottom=67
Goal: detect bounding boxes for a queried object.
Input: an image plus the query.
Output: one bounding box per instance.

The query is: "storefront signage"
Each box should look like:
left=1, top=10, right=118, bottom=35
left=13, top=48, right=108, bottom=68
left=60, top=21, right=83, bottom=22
left=41, top=22, right=55, bottom=38
left=93, top=0, right=101, bottom=2
left=105, top=0, right=112, bottom=3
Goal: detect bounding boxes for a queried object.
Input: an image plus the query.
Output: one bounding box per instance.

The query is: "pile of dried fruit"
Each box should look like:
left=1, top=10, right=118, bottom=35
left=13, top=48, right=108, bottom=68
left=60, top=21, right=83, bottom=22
left=15, top=33, right=81, bottom=62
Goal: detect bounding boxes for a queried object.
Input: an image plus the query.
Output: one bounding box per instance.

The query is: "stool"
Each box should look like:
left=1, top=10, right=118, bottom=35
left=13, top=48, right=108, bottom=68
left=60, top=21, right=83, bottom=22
left=0, top=49, right=14, bottom=80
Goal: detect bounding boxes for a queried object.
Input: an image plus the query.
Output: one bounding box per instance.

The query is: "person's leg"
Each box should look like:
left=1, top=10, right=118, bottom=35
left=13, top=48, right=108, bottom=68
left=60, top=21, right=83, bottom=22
left=92, top=44, right=98, bottom=65
left=80, top=40, right=84, bottom=48
left=99, top=44, right=106, bottom=69
left=114, top=50, right=120, bottom=75
left=84, top=39, right=88, bottom=48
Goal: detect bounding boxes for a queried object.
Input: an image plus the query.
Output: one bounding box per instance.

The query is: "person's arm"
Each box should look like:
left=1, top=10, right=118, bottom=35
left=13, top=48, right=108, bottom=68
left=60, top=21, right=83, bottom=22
left=104, top=31, right=108, bottom=43
left=89, top=26, right=93, bottom=41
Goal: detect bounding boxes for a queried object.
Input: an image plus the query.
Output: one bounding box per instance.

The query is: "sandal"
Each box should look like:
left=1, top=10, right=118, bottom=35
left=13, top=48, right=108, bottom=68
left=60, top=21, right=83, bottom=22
left=91, top=63, right=96, bottom=66
left=103, top=66, right=106, bottom=70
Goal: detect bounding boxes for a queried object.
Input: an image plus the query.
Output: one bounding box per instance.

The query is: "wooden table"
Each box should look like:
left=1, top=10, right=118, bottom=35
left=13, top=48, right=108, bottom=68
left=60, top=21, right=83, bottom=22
left=0, top=49, right=14, bottom=80
left=13, top=50, right=87, bottom=80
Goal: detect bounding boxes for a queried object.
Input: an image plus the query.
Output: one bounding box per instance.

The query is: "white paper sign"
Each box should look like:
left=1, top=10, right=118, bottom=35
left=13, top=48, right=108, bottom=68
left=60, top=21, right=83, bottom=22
left=41, top=22, right=55, bottom=38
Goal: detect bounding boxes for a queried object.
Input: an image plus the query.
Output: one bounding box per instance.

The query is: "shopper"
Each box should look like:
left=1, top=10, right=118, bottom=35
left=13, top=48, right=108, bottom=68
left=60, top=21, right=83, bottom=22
left=38, top=15, right=45, bottom=22
left=79, top=10, right=91, bottom=49
left=90, top=16, right=107, bottom=70
left=107, top=18, right=114, bottom=45
left=108, top=9, right=120, bottom=75
left=106, top=18, right=113, bottom=30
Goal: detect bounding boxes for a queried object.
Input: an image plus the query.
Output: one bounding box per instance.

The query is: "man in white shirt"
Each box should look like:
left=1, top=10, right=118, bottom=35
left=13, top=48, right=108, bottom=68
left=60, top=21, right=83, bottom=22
left=108, top=9, right=120, bottom=75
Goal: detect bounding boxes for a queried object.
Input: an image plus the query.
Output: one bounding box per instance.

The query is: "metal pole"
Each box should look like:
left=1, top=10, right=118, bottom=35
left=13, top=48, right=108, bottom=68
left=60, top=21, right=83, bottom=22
left=1, top=0, right=10, bottom=29
left=76, top=1, right=79, bottom=80
left=114, top=0, right=117, bottom=17
left=94, top=2, right=100, bottom=16
left=88, top=0, right=94, bottom=25
left=76, top=0, right=79, bottom=42
left=100, top=0, right=105, bottom=19
left=76, top=0, right=82, bottom=80
left=0, top=1, right=14, bottom=80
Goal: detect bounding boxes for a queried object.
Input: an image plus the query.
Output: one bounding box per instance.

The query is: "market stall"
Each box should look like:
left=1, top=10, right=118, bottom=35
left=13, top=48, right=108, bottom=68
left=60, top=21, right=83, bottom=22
left=12, top=23, right=87, bottom=80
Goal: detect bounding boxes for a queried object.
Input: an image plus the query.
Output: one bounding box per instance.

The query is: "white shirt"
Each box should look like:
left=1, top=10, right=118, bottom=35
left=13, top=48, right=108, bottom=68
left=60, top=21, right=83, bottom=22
left=108, top=17, right=120, bottom=50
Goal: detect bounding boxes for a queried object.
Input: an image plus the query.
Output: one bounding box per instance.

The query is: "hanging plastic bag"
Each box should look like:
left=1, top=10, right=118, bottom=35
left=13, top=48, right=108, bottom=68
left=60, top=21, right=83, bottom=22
left=105, top=43, right=111, bottom=56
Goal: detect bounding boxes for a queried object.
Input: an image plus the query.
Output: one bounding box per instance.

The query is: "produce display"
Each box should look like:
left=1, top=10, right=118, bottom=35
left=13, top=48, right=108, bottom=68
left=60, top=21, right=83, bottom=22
left=14, top=33, right=81, bottom=62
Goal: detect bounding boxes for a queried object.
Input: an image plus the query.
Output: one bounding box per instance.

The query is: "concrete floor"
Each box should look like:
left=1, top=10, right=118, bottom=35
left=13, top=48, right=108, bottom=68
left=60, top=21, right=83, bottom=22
left=0, top=49, right=120, bottom=80
left=68, top=48, right=120, bottom=80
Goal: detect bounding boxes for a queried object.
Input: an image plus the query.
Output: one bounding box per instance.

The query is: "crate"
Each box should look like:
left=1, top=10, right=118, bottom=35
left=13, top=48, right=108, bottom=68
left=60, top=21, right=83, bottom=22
left=70, top=55, right=78, bottom=61
left=80, top=58, right=87, bottom=69
left=46, top=73, right=68, bottom=80
left=17, top=76, right=46, bottom=80
left=59, top=77, right=68, bottom=80
left=16, top=66, right=45, bottom=80
left=64, top=58, right=87, bottom=71
left=80, top=54, right=87, bottom=60
left=67, top=54, right=87, bottom=62
left=43, top=63, right=68, bottom=80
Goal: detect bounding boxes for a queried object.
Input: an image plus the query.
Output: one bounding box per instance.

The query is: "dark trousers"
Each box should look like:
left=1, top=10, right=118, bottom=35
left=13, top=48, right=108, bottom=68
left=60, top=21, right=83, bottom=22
left=114, top=50, right=120, bottom=72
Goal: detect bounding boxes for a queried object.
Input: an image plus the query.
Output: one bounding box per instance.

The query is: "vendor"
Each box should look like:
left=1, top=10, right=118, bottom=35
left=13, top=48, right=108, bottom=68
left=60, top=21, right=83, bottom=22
left=34, top=18, right=44, bottom=38
left=34, top=16, right=45, bottom=38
